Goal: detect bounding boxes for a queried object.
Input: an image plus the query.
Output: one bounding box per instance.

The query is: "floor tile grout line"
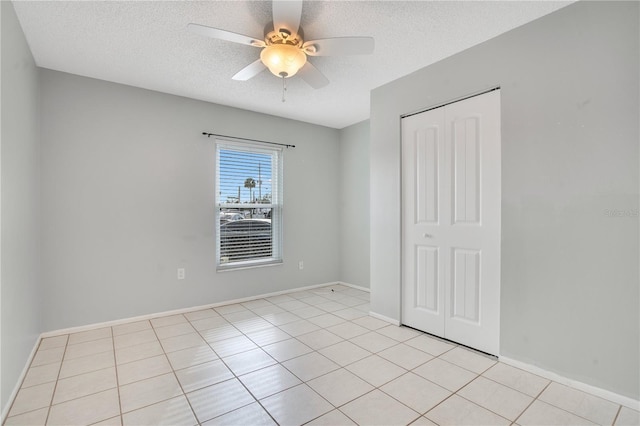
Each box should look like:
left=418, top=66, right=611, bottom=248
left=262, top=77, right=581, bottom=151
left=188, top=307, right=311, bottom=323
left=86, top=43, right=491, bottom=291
left=6, top=342, right=127, bottom=422
left=420, top=389, right=461, bottom=424
left=117, top=386, right=189, bottom=418
left=453, top=390, right=522, bottom=424
left=430, top=353, right=489, bottom=378
left=111, top=319, right=154, bottom=337
left=112, top=365, right=195, bottom=416
left=235, top=374, right=290, bottom=425
left=55, top=364, right=117, bottom=386
left=301, top=387, right=369, bottom=426
left=512, top=380, right=550, bottom=426
left=283, top=300, right=412, bottom=424
left=381, top=349, right=509, bottom=423
left=188, top=321, right=281, bottom=425
left=478, top=371, right=545, bottom=400
left=109, top=325, right=124, bottom=425
left=427, top=367, right=545, bottom=425
left=529, top=397, right=610, bottom=425
left=533, top=388, right=621, bottom=426
left=5, top=352, right=48, bottom=418
left=369, top=370, right=434, bottom=418
left=189, top=320, right=360, bottom=424
left=406, top=364, right=474, bottom=402
left=212, top=298, right=380, bottom=424
left=611, top=404, right=623, bottom=426
left=186, top=310, right=268, bottom=423
left=65, top=331, right=113, bottom=347
left=44, top=378, right=120, bottom=413
left=58, top=347, right=115, bottom=364
left=300, top=344, right=426, bottom=418
left=43, top=334, right=69, bottom=425
left=25, top=348, right=66, bottom=370
left=437, top=346, right=624, bottom=422
left=9, top=363, right=61, bottom=391
left=145, top=314, right=201, bottom=425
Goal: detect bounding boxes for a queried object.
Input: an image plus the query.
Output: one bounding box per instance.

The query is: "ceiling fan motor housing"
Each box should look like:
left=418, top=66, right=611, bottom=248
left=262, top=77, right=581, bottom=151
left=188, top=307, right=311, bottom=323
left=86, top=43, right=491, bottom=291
left=261, top=28, right=307, bottom=78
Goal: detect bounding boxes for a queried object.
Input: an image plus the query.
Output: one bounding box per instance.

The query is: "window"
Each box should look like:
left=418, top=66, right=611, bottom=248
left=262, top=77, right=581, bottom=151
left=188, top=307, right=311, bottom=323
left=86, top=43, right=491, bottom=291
left=216, top=139, right=283, bottom=269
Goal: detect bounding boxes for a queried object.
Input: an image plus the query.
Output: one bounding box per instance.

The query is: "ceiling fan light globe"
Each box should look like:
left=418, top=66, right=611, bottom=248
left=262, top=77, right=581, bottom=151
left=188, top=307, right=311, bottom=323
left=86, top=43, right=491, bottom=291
left=260, top=44, right=307, bottom=78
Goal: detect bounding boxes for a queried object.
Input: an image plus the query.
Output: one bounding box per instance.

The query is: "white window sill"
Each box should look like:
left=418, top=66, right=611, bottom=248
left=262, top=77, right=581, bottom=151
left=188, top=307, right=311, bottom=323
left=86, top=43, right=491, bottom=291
left=217, top=259, right=283, bottom=272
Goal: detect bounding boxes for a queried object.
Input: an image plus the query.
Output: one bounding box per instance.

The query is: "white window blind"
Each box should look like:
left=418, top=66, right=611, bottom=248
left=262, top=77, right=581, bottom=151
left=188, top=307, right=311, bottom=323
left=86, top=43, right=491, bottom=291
left=216, top=139, right=283, bottom=269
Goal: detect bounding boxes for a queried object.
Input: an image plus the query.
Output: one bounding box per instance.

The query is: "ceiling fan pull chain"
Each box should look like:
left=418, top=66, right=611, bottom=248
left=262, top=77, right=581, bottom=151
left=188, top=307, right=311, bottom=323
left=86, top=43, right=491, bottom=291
left=281, top=75, right=287, bottom=102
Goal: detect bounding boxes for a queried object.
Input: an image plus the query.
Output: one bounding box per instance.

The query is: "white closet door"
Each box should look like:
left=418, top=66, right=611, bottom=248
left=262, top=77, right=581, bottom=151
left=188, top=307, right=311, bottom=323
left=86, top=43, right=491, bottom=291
left=401, top=106, right=447, bottom=337
left=401, top=90, right=501, bottom=355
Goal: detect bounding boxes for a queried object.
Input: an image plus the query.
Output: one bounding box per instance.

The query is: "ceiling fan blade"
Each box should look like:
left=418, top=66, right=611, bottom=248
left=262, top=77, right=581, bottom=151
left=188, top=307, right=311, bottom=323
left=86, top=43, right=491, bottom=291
left=303, top=37, right=375, bottom=56
left=272, top=0, right=302, bottom=37
left=297, top=62, right=329, bottom=89
left=188, top=23, right=265, bottom=48
left=232, top=59, right=267, bottom=81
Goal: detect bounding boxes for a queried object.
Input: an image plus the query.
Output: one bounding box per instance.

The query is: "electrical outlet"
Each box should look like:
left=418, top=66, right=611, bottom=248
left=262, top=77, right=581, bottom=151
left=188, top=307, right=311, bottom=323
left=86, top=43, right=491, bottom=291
left=298, top=261, right=304, bottom=270
left=177, top=268, right=185, bottom=280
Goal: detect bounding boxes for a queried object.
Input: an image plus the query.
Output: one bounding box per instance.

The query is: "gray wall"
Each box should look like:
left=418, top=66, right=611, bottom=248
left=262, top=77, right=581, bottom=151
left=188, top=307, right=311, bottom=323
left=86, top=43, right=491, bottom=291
left=339, top=120, right=370, bottom=288
left=370, top=1, right=639, bottom=399
left=40, top=69, right=341, bottom=331
left=0, top=1, right=42, bottom=410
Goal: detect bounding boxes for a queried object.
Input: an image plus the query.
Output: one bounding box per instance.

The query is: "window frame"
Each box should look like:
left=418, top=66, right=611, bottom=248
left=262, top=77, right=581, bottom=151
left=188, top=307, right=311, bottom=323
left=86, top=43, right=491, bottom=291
left=215, top=138, right=283, bottom=270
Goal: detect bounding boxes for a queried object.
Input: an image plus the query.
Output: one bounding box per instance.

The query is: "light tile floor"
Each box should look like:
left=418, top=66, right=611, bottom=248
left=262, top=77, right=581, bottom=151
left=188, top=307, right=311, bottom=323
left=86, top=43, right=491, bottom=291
left=4, top=284, right=639, bottom=426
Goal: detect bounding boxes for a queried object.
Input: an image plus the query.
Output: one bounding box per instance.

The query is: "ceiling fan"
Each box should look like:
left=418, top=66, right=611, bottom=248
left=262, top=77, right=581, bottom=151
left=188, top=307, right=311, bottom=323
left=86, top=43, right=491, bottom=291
left=188, top=0, right=374, bottom=91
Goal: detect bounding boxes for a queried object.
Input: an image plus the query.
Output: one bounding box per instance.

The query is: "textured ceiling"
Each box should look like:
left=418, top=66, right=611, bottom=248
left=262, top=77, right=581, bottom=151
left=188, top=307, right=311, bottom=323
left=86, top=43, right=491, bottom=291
left=12, top=1, right=572, bottom=129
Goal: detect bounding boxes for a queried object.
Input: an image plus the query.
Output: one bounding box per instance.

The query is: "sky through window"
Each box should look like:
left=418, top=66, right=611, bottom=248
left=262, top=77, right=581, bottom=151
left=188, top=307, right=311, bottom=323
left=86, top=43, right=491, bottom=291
left=219, top=149, right=273, bottom=204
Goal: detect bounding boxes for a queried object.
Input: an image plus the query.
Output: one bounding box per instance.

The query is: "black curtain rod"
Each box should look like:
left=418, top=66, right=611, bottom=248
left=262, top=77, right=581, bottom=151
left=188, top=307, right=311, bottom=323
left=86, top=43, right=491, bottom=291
left=401, top=86, right=500, bottom=119
left=202, top=132, right=295, bottom=149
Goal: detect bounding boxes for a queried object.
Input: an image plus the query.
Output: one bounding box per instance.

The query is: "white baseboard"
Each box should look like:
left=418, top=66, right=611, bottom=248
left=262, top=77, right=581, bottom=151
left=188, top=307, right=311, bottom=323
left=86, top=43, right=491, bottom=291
left=335, top=281, right=370, bottom=292
left=1, top=337, right=40, bottom=422
left=368, top=310, right=400, bottom=326
left=499, top=356, right=640, bottom=411
left=40, top=281, right=343, bottom=338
